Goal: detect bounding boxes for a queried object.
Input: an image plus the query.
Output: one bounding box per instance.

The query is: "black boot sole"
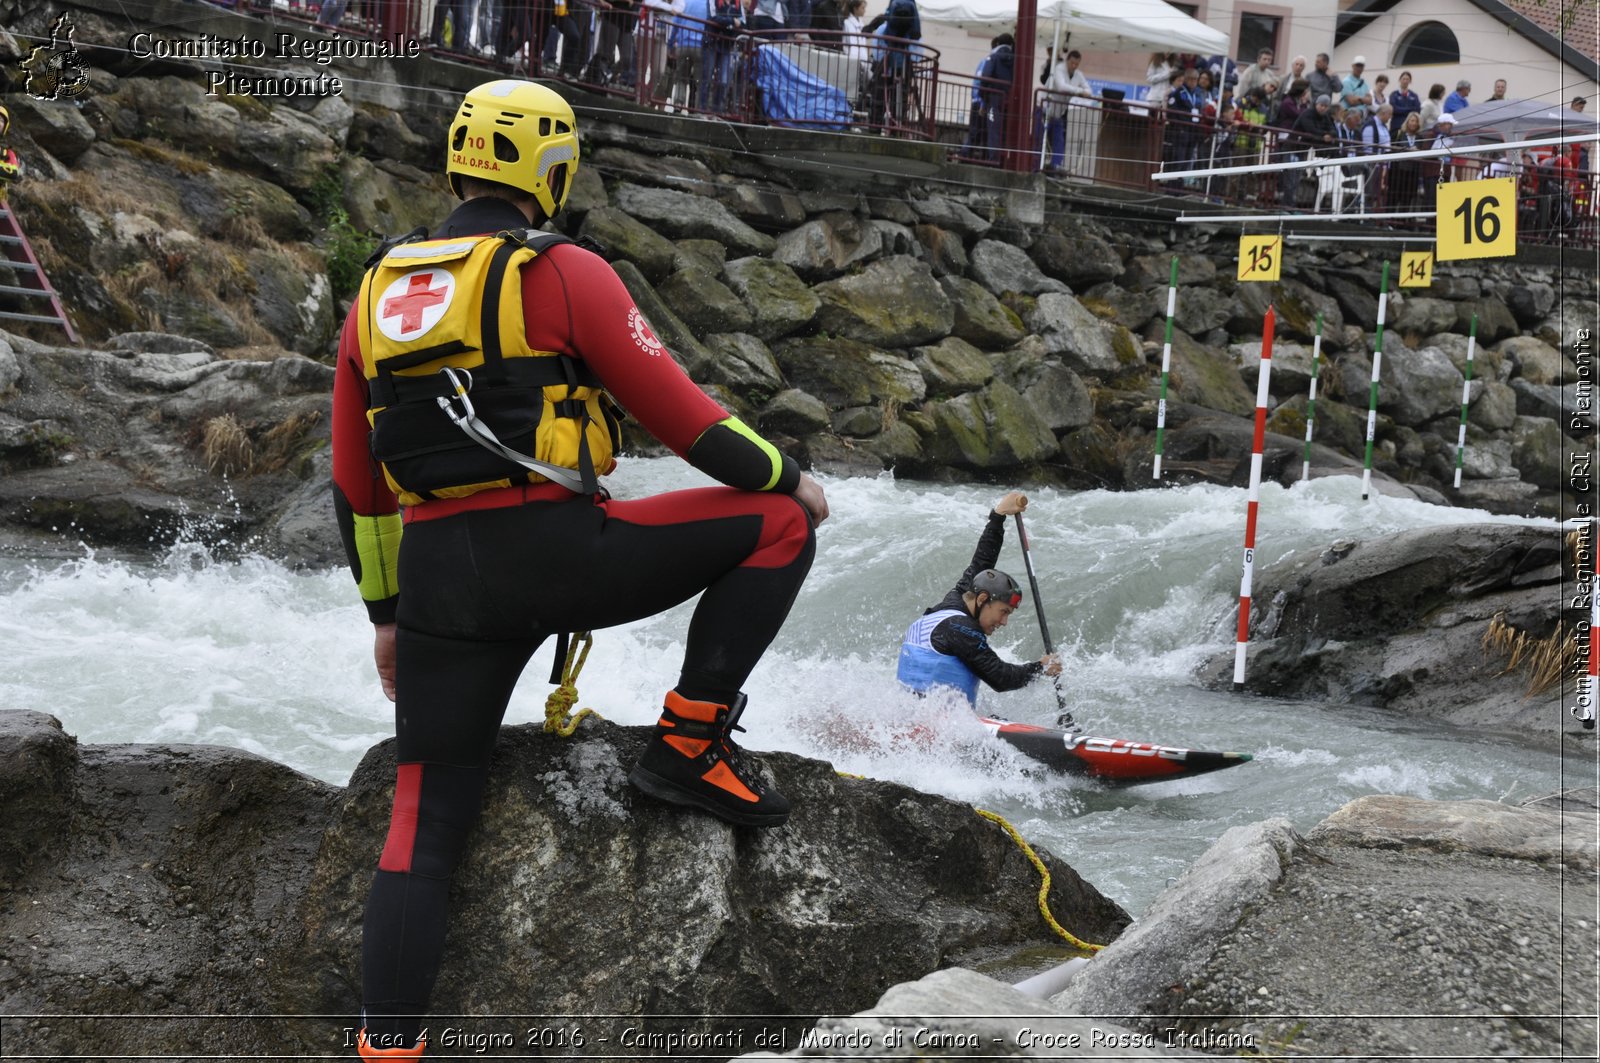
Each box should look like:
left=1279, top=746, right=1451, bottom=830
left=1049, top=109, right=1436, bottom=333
left=628, top=764, right=790, bottom=828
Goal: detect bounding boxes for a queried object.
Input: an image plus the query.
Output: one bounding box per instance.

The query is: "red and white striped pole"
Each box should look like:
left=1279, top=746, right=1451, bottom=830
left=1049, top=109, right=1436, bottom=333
left=1234, top=305, right=1276, bottom=690
left=1585, top=517, right=1598, bottom=729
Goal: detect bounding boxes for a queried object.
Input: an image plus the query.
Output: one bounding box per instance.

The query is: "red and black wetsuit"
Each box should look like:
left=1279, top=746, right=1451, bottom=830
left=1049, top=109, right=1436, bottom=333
left=332, top=197, right=816, bottom=1045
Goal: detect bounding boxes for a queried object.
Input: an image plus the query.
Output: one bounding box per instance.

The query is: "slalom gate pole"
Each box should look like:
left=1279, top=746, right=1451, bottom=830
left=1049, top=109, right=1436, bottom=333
left=1586, top=516, right=1598, bottom=730
left=1014, top=512, right=1073, bottom=725
left=1302, top=312, right=1323, bottom=482
left=1233, top=305, right=1276, bottom=690
left=1153, top=257, right=1179, bottom=479
left=1453, top=314, right=1478, bottom=489
left=1360, top=260, right=1390, bottom=501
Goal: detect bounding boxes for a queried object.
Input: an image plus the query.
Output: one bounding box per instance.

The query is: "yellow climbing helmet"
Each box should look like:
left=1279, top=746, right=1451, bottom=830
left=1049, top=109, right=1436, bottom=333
left=0, top=104, right=10, bottom=139
left=446, top=80, right=579, bottom=220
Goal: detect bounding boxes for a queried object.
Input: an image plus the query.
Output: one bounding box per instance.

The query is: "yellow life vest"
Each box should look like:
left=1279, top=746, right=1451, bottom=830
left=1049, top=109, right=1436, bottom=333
left=356, top=229, right=620, bottom=506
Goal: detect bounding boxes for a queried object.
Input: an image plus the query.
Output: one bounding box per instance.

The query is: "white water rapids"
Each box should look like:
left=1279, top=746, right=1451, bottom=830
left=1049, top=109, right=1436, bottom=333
left=0, top=458, right=1574, bottom=914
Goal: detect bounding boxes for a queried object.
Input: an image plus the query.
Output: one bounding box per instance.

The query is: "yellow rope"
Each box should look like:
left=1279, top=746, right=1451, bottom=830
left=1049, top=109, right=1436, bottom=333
left=977, top=809, right=1104, bottom=953
left=543, top=631, right=604, bottom=737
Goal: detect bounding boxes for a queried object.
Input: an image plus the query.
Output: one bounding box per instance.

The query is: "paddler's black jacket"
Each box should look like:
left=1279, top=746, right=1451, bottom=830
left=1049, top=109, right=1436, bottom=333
left=922, top=510, right=1044, bottom=693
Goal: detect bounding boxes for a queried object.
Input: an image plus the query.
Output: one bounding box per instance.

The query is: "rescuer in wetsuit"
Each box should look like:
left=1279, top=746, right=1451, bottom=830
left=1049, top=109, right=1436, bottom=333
left=896, top=491, right=1061, bottom=709
left=331, top=79, right=828, bottom=1060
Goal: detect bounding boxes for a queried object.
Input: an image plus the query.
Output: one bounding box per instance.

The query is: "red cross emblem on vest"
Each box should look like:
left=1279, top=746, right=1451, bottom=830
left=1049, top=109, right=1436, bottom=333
left=377, top=268, right=455, bottom=341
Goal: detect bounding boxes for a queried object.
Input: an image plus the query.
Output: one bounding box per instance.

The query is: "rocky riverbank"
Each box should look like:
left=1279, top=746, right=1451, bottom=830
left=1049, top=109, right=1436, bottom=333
left=2, top=3, right=1595, bottom=523
left=737, top=791, right=1597, bottom=1061
left=5, top=708, right=1592, bottom=1061
left=0, top=709, right=1128, bottom=1059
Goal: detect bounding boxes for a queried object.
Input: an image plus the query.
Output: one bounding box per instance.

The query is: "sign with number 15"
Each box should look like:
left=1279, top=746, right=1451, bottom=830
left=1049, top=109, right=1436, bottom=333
left=1435, top=178, right=1517, bottom=261
left=1237, top=235, right=1282, bottom=282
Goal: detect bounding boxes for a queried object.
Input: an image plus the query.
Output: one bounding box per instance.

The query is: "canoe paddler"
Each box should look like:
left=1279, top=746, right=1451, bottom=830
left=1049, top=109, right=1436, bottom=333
left=896, top=490, right=1062, bottom=707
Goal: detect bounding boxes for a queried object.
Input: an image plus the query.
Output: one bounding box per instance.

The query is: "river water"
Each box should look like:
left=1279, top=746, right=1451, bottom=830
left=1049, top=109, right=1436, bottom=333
left=0, top=459, right=1578, bottom=915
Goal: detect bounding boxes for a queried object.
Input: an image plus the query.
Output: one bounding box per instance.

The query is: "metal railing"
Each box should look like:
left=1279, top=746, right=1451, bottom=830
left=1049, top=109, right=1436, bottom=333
left=190, top=3, right=1600, bottom=246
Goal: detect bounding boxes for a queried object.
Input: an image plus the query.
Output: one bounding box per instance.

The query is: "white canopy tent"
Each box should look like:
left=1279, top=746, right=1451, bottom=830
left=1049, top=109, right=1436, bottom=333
left=917, top=0, right=1230, bottom=56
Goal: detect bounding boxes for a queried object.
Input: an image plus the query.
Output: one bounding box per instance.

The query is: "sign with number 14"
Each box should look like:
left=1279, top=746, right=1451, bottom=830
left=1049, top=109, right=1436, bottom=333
left=1237, top=235, right=1282, bottom=281
left=1399, top=250, right=1434, bottom=287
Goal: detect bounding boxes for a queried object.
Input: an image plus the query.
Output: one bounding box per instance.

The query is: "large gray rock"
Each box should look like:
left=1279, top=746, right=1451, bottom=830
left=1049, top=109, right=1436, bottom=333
left=1113, top=797, right=1598, bottom=1061
left=246, top=248, right=337, bottom=353
left=579, top=206, right=682, bottom=282
left=11, top=94, right=96, bottom=162
left=1123, top=254, right=1214, bottom=291
left=1391, top=295, right=1458, bottom=336
left=1498, top=336, right=1574, bottom=386
left=1199, top=523, right=1570, bottom=739
left=1028, top=226, right=1124, bottom=288
left=613, top=185, right=777, bottom=256
left=701, top=332, right=785, bottom=399
left=1021, top=362, right=1093, bottom=433
left=1468, top=379, right=1518, bottom=431
left=940, top=276, right=1025, bottom=350
left=1509, top=415, right=1564, bottom=489
left=1535, top=298, right=1598, bottom=349
left=925, top=381, right=1059, bottom=468
left=1453, top=296, right=1518, bottom=345
left=1506, top=281, right=1556, bottom=325
left=758, top=388, right=831, bottom=436
left=1378, top=345, right=1464, bottom=424
left=773, top=336, right=926, bottom=407
left=342, top=156, right=454, bottom=238
left=658, top=266, right=755, bottom=336
left=1232, top=279, right=1344, bottom=345
left=911, top=336, right=994, bottom=397
left=1172, top=286, right=1233, bottom=335
left=1459, top=436, right=1518, bottom=479
left=1025, top=293, right=1131, bottom=376
left=812, top=257, right=953, bottom=349
left=1162, top=329, right=1255, bottom=418
left=773, top=213, right=884, bottom=279
left=908, top=195, right=991, bottom=239
left=1231, top=339, right=1321, bottom=395
left=742, top=968, right=1183, bottom=1059
left=0, top=713, right=1130, bottom=1061
left=723, top=257, right=821, bottom=342
left=967, top=240, right=1070, bottom=297
left=914, top=224, right=969, bottom=278
left=1054, top=819, right=1301, bottom=1019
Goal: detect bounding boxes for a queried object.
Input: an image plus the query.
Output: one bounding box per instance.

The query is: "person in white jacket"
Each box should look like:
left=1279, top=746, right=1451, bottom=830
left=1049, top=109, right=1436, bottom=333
left=1044, top=49, right=1093, bottom=173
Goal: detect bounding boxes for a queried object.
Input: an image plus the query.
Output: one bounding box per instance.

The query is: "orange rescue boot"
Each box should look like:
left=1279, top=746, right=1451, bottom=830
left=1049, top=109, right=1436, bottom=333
left=629, top=691, right=790, bottom=827
left=357, top=1028, right=426, bottom=1059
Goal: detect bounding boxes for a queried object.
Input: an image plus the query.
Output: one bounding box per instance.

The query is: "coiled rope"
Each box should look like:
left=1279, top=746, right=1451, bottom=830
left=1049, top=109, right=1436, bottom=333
left=543, top=631, right=603, bottom=736
left=976, top=809, right=1104, bottom=953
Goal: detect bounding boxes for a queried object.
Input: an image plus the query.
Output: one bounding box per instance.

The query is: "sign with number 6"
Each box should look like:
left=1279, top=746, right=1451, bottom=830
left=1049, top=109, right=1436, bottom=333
left=1435, top=178, right=1517, bottom=261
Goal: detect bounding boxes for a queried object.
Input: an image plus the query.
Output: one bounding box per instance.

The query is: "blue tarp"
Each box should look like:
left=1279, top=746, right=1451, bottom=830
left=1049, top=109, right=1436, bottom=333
left=755, top=48, right=853, bottom=131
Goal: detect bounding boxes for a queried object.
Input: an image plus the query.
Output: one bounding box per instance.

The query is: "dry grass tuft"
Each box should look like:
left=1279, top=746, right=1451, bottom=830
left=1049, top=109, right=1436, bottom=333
left=1482, top=613, right=1572, bottom=697
left=202, top=414, right=255, bottom=477
left=256, top=410, right=324, bottom=474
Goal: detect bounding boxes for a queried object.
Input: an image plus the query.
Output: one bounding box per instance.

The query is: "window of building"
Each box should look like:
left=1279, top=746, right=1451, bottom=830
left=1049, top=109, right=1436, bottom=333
left=1167, top=2, right=1201, bottom=16
left=1393, top=22, right=1461, bottom=65
left=1237, top=12, right=1282, bottom=62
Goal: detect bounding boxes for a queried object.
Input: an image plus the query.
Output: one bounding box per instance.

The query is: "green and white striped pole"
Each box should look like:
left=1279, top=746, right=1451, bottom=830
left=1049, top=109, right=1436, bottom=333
left=1301, top=312, right=1323, bottom=482
left=1153, top=256, right=1179, bottom=479
left=1453, top=314, right=1478, bottom=489
left=1360, top=261, right=1390, bottom=502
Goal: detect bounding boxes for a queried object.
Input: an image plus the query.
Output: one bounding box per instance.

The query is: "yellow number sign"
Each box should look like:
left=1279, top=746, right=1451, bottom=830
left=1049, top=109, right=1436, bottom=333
left=1435, top=178, right=1517, bottom=261
left=1237, top=235, right=1282, bottom=282
left=1399, top=250, right=1434, bottom=287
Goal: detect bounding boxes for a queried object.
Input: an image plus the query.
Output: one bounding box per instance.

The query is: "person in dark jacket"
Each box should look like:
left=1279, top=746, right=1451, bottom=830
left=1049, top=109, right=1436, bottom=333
left=896, top=491, right=1061, bottom=711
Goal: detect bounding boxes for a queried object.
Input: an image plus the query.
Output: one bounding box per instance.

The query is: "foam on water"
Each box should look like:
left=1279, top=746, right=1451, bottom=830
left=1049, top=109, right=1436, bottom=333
left=0, top=458, right=1568, bottom=912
